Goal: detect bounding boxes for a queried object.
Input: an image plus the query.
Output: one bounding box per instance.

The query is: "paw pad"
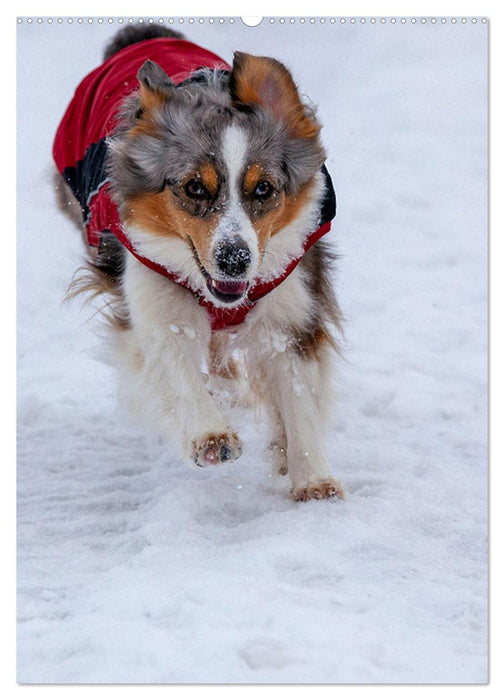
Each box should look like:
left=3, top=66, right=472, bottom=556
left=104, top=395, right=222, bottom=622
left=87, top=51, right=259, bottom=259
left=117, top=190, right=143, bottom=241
left=291, top=477, right=345, bottom=502
left=192, top=431, right=243, bottom=468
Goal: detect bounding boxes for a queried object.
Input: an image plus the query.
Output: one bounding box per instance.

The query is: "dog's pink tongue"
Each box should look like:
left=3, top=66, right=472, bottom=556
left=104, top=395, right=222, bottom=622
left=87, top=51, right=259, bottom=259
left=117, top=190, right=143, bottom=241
left=211, top=279, right=248, bottom=295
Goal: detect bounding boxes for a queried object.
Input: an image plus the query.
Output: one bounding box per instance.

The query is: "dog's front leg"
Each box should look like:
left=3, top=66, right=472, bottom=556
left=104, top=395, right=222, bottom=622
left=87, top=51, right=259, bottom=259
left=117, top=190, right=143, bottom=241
left=256, top=343, right=344, bottom=501
left=121, top=260, right=242, bottom=467
left=151, top=330, right=242, bottom=467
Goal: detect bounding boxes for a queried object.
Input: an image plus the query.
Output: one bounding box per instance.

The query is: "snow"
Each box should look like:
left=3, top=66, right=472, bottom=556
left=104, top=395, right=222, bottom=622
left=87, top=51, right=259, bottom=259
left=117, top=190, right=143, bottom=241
left=183, top=326, right=196, bottom=340
left=16, top=18, right=487, bottom=683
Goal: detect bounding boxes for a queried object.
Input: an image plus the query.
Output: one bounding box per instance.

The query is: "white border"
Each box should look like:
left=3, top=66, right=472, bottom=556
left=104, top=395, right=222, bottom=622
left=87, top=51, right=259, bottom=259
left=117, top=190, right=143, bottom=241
left=9, top=3, right=500, bottom=698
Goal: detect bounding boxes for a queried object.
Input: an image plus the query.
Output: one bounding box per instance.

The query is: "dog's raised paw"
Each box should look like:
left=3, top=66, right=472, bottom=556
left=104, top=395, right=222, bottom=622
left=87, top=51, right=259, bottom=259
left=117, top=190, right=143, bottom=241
left=291, top=477, right=345, bottom=502
left=192, top=431, right=243, bottom=467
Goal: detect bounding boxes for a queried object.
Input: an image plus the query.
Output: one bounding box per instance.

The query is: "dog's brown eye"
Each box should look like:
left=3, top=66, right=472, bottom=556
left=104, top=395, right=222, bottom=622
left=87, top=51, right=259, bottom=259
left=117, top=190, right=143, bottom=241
left=253, top=181, right=274, bottom=200
left=184, top=179, right=208, bottom=199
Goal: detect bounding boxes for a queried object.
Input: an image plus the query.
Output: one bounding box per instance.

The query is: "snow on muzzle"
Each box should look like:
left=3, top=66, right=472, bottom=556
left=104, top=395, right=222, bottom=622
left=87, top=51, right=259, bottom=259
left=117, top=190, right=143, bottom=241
left=207, top=238, right=252, bottom=303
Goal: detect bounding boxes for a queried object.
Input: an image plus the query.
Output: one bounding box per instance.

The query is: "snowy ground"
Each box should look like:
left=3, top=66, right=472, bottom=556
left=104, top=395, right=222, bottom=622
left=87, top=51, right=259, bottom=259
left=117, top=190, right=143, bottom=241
left=16, top=17, right=488, bottom=683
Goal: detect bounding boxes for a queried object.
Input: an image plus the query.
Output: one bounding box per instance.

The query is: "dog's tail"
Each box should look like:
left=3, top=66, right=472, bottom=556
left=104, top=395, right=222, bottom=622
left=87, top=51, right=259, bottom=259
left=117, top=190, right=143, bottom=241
left=103, top=23, right=185, bottom=61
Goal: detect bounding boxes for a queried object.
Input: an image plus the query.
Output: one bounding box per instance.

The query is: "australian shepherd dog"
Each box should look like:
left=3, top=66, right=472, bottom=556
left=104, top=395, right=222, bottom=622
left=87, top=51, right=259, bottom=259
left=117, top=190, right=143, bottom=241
left=54, top=24, right=344, bottom=501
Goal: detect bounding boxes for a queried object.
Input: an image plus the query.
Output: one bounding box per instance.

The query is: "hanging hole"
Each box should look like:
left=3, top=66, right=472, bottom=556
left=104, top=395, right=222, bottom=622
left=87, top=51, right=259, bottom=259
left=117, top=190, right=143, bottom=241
left=241, top=16, right=263, bottom=27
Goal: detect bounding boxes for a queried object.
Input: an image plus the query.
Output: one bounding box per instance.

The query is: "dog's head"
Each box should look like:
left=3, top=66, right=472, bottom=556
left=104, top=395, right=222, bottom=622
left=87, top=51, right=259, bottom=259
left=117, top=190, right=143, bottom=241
left=108, top=52, right=326, bottom=306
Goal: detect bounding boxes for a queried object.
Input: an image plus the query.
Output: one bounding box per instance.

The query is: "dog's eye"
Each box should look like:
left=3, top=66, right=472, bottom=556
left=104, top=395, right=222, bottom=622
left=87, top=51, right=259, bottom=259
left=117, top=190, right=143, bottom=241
left=184, top=179, right=208, bottom=199
left=253, top=181, right=274, bottom=200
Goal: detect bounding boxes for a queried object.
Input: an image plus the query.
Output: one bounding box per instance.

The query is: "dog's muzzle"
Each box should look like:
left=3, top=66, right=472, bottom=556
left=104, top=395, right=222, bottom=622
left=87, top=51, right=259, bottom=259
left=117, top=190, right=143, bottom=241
left=190, top=237, right=252, bottom=305
left=208, top=238, right=251, bottom=303
left=214, top=239, right=252, bottom=277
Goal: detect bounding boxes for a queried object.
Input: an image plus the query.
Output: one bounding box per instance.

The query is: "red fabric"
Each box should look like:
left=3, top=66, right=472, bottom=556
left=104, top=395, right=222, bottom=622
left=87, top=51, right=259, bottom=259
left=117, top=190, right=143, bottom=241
left=53, top=38, right=229, bottom=171
left=53, top=38, right=333, bottom=331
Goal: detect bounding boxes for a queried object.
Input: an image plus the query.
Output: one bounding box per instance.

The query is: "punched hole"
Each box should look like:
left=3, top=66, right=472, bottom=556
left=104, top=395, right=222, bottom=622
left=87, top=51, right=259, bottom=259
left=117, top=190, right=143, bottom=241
left=241, top=16, right=263, bottom=26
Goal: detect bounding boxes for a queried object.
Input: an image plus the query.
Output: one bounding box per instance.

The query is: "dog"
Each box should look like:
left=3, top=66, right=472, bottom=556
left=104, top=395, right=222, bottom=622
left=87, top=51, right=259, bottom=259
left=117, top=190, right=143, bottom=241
left=54, top=24, right=344, bottom=502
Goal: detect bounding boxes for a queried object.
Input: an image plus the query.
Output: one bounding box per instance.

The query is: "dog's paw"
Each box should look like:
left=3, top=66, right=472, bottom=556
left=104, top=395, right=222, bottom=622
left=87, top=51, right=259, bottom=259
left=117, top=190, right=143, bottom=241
left=191, top=431, right=243, bottom=467
left=291, top=477, right=345, bottom=502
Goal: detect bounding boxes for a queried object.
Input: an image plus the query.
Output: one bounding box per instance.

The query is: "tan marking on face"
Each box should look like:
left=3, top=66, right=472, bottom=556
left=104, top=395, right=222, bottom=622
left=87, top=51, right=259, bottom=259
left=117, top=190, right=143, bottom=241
left=251, top=176, right=317, bottom=253
left=191, top=163, right=219, bottom=197
left=243, top=163, right=266, bottom=195
left=123, top=189, right=220, bottom=271
left=123, top=172, right=316, bottom=276
left=123, top=190, right=182, bottom=238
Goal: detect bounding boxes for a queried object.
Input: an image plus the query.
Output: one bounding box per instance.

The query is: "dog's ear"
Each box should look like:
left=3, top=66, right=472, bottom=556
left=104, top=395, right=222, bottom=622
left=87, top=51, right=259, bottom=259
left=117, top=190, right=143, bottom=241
left=229, top=52, right=319, bottom=140
left=137, top=60, right=174, bottom=109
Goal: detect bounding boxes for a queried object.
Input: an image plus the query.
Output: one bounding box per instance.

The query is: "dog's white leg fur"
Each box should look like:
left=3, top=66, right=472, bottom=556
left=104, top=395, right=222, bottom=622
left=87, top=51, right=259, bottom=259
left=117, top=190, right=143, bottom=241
left=255, top=344, right=343, bottom=500
left=115, top=256, right=242, bottom=467
left=266, top=404, right=289, bottom=476
left=243, top=270, right=344, bottom=501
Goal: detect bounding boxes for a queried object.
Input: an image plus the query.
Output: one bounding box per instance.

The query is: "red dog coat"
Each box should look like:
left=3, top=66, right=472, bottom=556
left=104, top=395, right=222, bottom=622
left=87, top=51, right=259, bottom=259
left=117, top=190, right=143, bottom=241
left=53, top=38, right=336, bottom=330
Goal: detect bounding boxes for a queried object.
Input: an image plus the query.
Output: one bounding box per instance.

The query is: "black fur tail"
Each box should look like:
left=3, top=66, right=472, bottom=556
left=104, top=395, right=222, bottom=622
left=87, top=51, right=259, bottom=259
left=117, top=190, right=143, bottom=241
left=103, top=24, right=185, bottom=61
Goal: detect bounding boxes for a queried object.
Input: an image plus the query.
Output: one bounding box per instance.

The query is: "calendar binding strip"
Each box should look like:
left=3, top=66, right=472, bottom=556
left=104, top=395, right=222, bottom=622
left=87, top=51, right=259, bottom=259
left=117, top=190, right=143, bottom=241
left=16, top=16, right=489, bottom=25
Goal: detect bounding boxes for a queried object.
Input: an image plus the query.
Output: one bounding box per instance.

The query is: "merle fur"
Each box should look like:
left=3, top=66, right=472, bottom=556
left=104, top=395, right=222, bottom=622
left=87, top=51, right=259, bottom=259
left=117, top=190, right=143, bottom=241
left=107, top=75, right=325, bottom=212
left=90, top=25, right=337, bottom=345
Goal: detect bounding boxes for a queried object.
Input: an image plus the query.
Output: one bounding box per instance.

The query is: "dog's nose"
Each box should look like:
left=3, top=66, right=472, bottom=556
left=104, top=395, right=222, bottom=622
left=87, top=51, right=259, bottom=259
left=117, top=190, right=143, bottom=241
left=215, top=239, right=251, bottom=277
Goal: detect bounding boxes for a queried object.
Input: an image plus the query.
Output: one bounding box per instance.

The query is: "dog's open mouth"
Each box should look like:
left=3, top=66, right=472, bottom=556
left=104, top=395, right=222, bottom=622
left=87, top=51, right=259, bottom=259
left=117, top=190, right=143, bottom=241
left=206, top=278, right=249, bottom=304
left=189, top=240, right=249, bottom=304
